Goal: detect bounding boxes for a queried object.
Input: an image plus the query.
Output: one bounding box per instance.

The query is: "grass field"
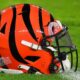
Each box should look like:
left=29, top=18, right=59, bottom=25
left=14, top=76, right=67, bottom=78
left=0, top=0, right=80, bottom=80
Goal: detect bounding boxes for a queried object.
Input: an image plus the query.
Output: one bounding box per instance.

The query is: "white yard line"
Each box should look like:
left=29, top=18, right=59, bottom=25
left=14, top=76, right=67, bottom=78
left=61, top=70, right=80, bottom=80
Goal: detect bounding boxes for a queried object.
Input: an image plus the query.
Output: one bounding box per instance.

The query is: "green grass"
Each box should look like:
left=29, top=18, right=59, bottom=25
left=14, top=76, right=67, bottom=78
left=0, top=0, right=80, bottom=80
left=0, top=73, right=69, bottom=80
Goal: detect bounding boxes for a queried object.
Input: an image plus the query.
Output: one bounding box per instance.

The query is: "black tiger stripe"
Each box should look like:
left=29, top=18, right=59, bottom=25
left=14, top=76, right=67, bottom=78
left=9, top=7, right=28, bottom=64
left=39, top=8, right=45, bottom=38
left=50, top=14, right=54, bottom=22
left=0, top=23, right=6, bottom=34
left=0, top=12, right=6, bottom=34
left=0, top=12, right=1, bottom=21
left=50, top=14, right=54, bottom=31
left=0, top=13, right=1, bottom=27
left=22, top=4, right=37, bottom=41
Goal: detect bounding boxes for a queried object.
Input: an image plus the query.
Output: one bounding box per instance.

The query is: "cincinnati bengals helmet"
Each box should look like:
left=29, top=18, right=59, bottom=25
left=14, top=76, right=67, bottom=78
left=0, top=4, right=78, bottom=74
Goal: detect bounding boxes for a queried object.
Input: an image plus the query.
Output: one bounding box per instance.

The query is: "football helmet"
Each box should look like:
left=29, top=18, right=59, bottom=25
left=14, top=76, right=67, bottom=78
left=0, top=4, right=78, bottom=74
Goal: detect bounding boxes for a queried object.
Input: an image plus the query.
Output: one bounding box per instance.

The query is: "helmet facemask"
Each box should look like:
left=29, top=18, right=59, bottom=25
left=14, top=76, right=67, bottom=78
left=41, top=21, right=78, bottom=73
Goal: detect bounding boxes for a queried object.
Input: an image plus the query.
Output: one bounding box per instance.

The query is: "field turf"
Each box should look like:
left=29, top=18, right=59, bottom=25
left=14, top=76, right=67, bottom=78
left=0, top=0, right=80, bottom=80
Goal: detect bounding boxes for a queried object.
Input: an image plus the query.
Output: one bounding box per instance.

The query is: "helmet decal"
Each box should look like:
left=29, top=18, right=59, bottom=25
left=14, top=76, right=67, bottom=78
left=39, top=8, right=45, bottom=38
left=22, top=4, right=38, bottom=42
left=9, top=7, right=28, bottom=64
left=0, top=23, right=6, bottom=34
left=25, top=56, right=40, bottom=62
left=39, top=8, right=54, bottom=38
